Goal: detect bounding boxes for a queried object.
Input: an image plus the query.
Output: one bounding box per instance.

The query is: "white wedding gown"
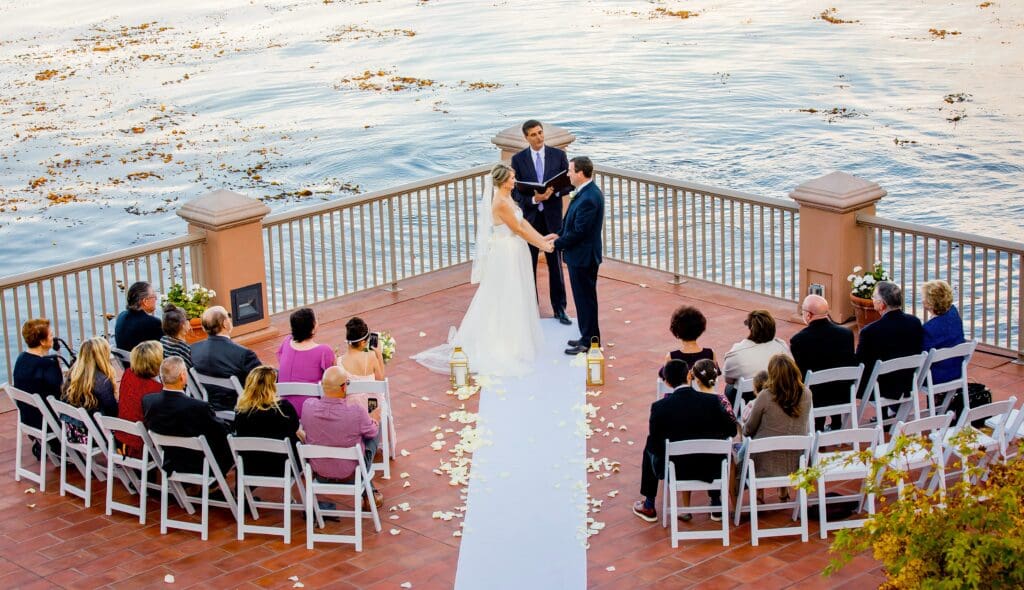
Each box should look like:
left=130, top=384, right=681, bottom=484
left=413, top=204, right=543, bottom=378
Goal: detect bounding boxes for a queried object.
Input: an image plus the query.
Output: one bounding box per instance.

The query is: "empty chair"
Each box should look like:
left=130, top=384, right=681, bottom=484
left=347, top=379, right=396, bottom=478
left=148, top=432, right=238, bottom=540
left=918, top=341, right=977, bottom=418
left=989, top=404, right=1024, bottom=462
left=5, top=385, right=66, bottom=491
left=805, top=365, right=863, bottom=432
left=94, top=415, right=193, bottom=524
left=660, top=438, right=732, bottom=548
left=227, top=435, right=306, bottom=544
left=733, top=434, right=812, bottom=545
left=47, top=398, right=113, bottom=507
left=857, top=352, right=929, bottom=431
left=931, top=397, right=1016, bottom=490
left=296, top=442, right=381, bottom=551
left=808, top=428, right=879, bottom=538
left=188, top=368, right=243, bottom=405
left=874, top=413, right=953, bottom=498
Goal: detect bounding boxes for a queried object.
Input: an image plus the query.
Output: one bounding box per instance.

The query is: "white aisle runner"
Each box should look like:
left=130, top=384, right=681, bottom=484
left=454, top=319, right=588, bottom=590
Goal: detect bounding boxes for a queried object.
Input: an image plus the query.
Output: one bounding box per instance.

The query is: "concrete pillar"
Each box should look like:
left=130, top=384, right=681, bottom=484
left=177, top=190, right=276, bottom=341
left=790, top=172, right=886, bottom=323
left=490, top=123, right=576, bottom=161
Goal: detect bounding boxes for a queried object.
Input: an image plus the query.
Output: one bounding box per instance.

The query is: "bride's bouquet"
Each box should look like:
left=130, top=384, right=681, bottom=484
left=380, top=331, right=397, bottom=364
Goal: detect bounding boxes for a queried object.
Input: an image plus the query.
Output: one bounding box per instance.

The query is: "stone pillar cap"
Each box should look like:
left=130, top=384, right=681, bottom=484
left=177, top=189, right=271, bottom=231
left=789, top=171, right=886, bottom=213
left=491, top=123, right=576, bottom=153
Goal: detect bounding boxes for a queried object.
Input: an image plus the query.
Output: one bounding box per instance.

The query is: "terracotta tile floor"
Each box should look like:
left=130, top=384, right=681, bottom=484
left=2, top=260, right=1021, bottom=589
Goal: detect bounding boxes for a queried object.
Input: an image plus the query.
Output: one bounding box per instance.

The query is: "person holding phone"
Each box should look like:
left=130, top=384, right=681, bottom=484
left=338, top=316, right=385, bottom=382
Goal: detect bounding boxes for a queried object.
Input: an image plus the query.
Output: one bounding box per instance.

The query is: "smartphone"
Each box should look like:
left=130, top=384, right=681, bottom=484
left=368, top=332, right=380, bottom=350
left=367, top=397, right=379, bottom=413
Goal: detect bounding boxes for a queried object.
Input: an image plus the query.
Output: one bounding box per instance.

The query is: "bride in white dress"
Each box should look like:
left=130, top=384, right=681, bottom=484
left=414, top=163, right=555, bottom=378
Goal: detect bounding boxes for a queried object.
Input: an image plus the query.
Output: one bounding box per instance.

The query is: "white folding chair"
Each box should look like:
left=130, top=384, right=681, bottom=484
left=856, top=352, right=929, bottom=431
left=734, top=377, right=754, bottom=422
left=227, top=435, right=307, bottom=544
left=654, top=378, right=673, bottom=401
left=189, top=368, right=243, bottom=405
left=733, top=435, right=812, bottom=545
left=989, top=405, right=1024, bottom=461
left=808, top=428, right=879, bottom=538
left=930, top=397, right=1016, bottom=491
left=5, top=386, right=73, bottom=491
left=93, top=415, right=194, bottom=523
left=660, top=438, right=732, bottom=548
left=148, top=432, right=238, bottom=540
left=296, top=442, right=382, bottom=551
left=874, top=413, right=953, bottom=498
left=47, top=399, right=114, bottom=507
left=277, top=382, right=322, bottom=415
left=805, top=365, right=863, bottom=432
left=347, top=379, right=395, bottom=478
left=918, top=341, right=977, bottom=418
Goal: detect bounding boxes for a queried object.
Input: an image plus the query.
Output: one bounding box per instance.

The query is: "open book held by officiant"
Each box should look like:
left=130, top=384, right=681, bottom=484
left=514, top=169, right=572, bottom=195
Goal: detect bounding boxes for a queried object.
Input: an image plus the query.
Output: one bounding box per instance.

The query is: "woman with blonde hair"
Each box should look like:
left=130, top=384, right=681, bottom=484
left=921, top=279, right=966, bottom=384
left=116, top=341, right=164, bottom=457
left=61, top=337, right=119, bottom=442
left=234, top=366, right=303, bottom=476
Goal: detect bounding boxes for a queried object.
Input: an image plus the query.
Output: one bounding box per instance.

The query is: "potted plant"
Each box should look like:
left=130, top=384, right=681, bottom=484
left=847, top=261, right=889, bottom=329
left=161, top=283, right=216, bottom=342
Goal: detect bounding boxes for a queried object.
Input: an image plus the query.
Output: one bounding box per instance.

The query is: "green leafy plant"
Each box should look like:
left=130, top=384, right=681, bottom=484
left=161, top=283, right=215, bottom=319
left=848, top=260, right=891, bottom=298
left=792, top=429, right=1024, bottom=589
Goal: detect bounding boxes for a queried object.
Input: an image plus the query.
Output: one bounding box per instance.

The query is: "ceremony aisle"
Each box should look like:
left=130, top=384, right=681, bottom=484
left=454, top=319, right=588, bottom=590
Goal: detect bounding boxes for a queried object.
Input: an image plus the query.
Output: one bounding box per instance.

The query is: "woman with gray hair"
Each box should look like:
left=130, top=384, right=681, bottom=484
left=921, top=279, right=966, bottom=383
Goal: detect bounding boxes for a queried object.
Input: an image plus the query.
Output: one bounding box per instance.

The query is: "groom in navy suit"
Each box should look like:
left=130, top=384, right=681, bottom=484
left=511, top=120, right=572, bottom=325
left=553, top=156, right=604, bottom=355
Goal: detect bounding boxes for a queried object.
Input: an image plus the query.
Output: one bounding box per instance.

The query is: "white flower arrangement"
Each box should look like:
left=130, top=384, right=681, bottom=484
left=379, top=331, right=396, bottom=364
left=847, top=260, right=890, bottom=298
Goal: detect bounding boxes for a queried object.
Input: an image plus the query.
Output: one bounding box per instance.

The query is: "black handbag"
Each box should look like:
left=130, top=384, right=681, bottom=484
left=945, top=382, right=993, bottom=428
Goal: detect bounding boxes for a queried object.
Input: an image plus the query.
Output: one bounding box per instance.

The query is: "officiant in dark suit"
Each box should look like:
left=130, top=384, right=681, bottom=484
left=511, top=120, right=572, bottom=325
left=554, top=156, right=604, bottom=355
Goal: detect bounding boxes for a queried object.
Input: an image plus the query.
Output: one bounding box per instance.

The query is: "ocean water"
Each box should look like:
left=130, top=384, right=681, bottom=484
left=0, top=0, right=1022, bottom=276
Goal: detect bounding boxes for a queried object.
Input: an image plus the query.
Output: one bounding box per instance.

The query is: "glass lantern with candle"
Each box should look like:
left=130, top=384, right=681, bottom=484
left=586, top=337, right=604, bottom=386
left=450, top=346, right=470, bottom=387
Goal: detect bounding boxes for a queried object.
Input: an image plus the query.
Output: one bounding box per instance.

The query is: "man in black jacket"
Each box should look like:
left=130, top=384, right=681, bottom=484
left=790, top=294, right=856, bottom=430
left=190, top=305, right=261, bottom=410
left=142, top=356, right=232, bottom=476
left=633, top=360, right=738, bottom=523
left=856, top=281, right=924, bottom=409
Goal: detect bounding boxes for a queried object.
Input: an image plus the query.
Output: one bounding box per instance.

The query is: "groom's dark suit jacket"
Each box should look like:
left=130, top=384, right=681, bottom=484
left=511, top=145, right=570, bottom=231
left=554, top=181, right=604, bottom=267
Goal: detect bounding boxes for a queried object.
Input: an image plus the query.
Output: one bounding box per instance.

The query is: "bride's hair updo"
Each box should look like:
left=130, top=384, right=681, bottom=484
left=491, top=163, right=513, bottom=185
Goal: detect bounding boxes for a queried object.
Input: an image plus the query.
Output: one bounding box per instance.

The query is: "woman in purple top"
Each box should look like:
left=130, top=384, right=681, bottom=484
left=277, top=307, right=335, bottom=384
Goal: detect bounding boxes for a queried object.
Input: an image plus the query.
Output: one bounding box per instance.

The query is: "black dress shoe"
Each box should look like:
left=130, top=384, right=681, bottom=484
left=554, top=310, right=572, bottom=325
left=564, top=344, right=588, bottom=355
left=567, top=338, right=581, bottom=347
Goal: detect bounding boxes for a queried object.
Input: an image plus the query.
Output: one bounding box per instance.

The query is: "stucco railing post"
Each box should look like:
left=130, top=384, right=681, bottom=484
left=790, top=172, right=886, bottom=323
left=177, top=190, right=276, bottom=341
left=490, top=123, right=576, bottom=161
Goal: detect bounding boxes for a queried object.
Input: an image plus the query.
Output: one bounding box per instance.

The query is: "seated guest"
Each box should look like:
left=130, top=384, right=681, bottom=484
left=633, top=359, right=738, bottom=523
left=752, top=370, right=769, bottom=397
left=160, top=304, right=193, bottom=370
left=301, top=366, right=383, bottom=506
left=191, top=306, right=261, bottom=411
left=921, top=280, right=966, bottom=384
left=790, top=294, right=856, bottom=430
left=12, top=318, right=63, bottom=433
left=659, top=305, right=715, bottom=379
left=856, top=281, right=924, bottom=402
left=723, top=310, right=791, bottom=406
left=234, top=366, right=304, bottom=476
left=116, top=341, right=164, bottom=458
left=742, top=354, right=812, bottom=502
left=143, top=356, right=232, bottom=476
left=338, top=317, right=385, bottom=381
left=114, top=281, right=162, bottom=353
left=61, top=337, right=119, bottom=442
left=277, top=307, right=335, bottom=384
left=691, top=358, right=735, bottom=421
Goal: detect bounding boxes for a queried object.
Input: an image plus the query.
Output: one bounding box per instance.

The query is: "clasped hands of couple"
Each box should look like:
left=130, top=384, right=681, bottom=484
left=540, top=233, right=559, bottom=253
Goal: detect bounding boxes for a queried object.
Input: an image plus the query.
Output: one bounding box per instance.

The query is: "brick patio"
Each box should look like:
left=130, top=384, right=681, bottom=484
left=2, top=260, right=1021, bottom=589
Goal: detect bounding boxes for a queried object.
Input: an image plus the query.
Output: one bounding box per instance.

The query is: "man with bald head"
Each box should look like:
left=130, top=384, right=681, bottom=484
left=300, top=366, right=384, bottom=505
left=790, top=294, right=856, bottom=430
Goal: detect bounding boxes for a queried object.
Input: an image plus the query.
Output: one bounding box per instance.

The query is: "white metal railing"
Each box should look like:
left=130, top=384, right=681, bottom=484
left=261, top=165, right=491, bottom=314
left=859, top=213, right=1022, bottom=357
left=0, top=234, right=205, bottom=381
left=595, top=165, right=800, bottom=302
